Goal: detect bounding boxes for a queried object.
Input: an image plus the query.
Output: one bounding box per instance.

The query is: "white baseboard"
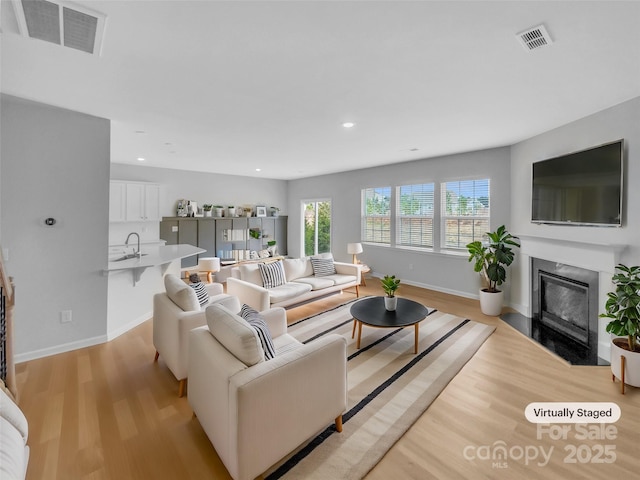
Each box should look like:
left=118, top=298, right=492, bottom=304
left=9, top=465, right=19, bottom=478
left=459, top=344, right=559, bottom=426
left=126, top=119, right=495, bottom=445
left=107, top=312, right=151, bottom=341
left=15, top=312, right=152, bottom=364
left=368, top=272, right=477, bottom=300
left=15, top=334, right=108, bottom=364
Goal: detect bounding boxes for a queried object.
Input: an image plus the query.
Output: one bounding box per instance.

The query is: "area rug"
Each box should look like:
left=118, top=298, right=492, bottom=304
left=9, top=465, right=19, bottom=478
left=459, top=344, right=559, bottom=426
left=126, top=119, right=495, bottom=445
left=265, top=298, right=495, bottom=480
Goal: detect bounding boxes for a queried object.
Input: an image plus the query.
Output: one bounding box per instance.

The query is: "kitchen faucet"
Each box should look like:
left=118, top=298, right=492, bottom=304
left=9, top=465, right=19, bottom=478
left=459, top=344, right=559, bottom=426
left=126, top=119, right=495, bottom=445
left=125, top=232, right=141, bottom=258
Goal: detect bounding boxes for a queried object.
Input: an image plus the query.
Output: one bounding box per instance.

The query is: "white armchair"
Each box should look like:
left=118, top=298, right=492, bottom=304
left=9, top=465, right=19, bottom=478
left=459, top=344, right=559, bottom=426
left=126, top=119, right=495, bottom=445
left=152, top=274, right=234, bottom=396
left=188, top=303, right=347, bottom=480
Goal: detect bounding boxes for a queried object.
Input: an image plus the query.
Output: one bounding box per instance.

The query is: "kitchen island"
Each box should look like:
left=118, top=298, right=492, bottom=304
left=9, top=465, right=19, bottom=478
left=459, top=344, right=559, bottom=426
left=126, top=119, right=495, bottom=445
left=105, top=243, right=204, bottom=340
left=105, top=243, right=204, bottom=284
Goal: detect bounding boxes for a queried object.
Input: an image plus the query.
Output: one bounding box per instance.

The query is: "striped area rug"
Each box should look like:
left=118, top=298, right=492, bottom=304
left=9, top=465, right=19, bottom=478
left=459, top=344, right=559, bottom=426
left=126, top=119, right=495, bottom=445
left=266, top=297, right=495, bottom=480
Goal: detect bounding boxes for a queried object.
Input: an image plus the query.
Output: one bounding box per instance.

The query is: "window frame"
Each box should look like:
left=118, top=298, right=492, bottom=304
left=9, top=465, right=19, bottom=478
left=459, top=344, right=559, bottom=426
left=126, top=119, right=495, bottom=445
left=440, top=178, right=491, bottom=251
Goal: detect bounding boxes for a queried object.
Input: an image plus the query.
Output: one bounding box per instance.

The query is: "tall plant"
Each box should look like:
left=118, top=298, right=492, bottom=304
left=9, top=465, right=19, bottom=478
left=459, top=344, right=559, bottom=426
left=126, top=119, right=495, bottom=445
left=600, top=264, right=640, bottom=352
left=466, top=225, right=520, bottom=293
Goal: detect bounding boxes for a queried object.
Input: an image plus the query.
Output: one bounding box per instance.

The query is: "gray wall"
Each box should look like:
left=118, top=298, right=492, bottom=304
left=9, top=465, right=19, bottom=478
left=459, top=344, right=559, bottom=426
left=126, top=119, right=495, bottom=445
left=110, top=163, right=288, bottom=219
left=288, top=147, right=512, bottom=298
left=510, top=96, right=640, bottom=310
left=0, top=95, right=110, bottom=359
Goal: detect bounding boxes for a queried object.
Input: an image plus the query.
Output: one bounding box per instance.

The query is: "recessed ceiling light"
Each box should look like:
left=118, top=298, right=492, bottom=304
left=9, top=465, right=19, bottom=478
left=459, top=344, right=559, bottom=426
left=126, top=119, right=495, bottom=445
left=256, top=168, right=261, bottom=172
left=137, top=157, right=145, bottom=162
left=342, top=122, right=355, bottom=128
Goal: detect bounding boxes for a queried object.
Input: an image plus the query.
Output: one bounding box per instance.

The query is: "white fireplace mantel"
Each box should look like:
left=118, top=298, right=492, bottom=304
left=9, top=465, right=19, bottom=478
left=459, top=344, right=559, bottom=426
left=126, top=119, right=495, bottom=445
left=518, top=234, right=627, bottom=274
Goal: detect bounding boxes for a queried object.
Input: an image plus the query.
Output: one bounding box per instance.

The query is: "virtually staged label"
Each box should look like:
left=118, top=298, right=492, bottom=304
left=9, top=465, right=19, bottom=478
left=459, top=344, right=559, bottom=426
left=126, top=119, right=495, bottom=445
left=525, top=402, right=620, bottom=423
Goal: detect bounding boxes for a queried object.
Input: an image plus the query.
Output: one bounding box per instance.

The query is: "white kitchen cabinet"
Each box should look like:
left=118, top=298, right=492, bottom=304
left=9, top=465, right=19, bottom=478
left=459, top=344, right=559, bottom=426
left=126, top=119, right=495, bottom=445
left=110, top=181, right=160, bottom=222
left=109, top=181, right=127, bottom=222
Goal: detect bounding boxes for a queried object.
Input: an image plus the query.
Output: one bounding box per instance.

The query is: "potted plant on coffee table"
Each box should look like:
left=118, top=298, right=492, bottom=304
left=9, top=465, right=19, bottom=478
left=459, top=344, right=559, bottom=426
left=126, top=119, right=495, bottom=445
left=466, top=225, right=520, bottom=316
left=600, top=264, right=640, bottom=393
left=381, top=275, right=401, bottom=311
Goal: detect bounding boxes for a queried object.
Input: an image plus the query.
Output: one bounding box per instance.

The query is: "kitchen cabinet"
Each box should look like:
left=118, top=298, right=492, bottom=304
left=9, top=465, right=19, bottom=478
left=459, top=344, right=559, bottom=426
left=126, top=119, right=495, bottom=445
left=109, top=181, right=160, bottom=222
left=160, top=215, right=287, bottom=265
left=125, top=182, right=160, bottom=221
left=109, top=181, right=127, bottom=222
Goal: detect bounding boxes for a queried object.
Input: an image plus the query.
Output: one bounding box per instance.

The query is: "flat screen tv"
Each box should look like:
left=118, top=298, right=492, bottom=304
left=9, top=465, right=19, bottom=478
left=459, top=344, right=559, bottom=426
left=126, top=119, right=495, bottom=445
left=531, top=139, right=623, bottom=227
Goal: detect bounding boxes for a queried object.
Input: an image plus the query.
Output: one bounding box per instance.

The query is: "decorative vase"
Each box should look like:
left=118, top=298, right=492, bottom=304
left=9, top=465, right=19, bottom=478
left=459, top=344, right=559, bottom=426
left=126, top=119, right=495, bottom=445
left=479, top=289, right=503, bottom=316
left=204, top=210, right=212, bottom=217
left=215, top=208, right=225, bottom=217
left=610, top=337, right=640, bottom=391
left=384, top=296, right=397, bottom=311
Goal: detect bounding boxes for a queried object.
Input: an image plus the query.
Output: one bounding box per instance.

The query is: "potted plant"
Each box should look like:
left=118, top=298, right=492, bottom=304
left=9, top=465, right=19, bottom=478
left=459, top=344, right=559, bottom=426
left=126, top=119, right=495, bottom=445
left=270, top=206, right=280, bottom=217
left=466, top=225, right=520, bottom=316
left=213, top=205, right=225, bottom=217
left=203, top=204, right=213, bottom=217
left=381, top=274, right=401, bottom=311
left=600, top=264, right=640, bottom=392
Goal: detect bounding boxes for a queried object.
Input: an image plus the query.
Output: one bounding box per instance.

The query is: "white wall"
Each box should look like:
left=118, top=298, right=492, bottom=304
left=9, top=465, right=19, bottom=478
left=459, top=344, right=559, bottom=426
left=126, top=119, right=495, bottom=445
left=110, top=163, right=288, bottom=219
left=509, top=96, right=640, bottom=314
left=287, top=147, right=512, bottom=299
left=0, top=95, right=110, bottom=361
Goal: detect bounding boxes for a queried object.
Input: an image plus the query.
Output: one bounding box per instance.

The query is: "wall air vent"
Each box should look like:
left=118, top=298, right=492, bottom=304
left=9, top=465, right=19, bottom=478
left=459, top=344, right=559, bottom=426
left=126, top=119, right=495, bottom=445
left=11, top=0, right=107, bottom=55
left=516, top=24, right=553, bottom=51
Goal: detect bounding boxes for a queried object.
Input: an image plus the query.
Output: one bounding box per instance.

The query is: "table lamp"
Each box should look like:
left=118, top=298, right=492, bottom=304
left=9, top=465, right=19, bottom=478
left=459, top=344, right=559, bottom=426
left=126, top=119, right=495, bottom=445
left=198, top=257, right=221, bottom=283
left=347, top=243, right=363, bottom=264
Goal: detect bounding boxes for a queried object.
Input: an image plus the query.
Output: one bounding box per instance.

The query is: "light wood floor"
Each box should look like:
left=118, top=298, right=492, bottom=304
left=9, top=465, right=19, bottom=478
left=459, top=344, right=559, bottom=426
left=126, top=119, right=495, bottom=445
left=16, top=282, right=639, bottom=479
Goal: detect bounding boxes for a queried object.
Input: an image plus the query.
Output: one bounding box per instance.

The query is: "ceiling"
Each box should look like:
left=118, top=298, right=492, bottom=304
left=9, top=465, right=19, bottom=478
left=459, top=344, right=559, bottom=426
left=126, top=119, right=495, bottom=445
left=2, top=1, right=639, bottom=180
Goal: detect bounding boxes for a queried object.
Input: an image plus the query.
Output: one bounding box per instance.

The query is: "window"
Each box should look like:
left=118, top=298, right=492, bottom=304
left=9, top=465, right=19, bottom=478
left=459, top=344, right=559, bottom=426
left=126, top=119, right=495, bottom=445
left=441, top=179, right=490, bottom=249
left=362, top=187, right=391, bottom=245
left=396, top=183, right=434, bottom=249
left=303, top=200, right=331, bottom=256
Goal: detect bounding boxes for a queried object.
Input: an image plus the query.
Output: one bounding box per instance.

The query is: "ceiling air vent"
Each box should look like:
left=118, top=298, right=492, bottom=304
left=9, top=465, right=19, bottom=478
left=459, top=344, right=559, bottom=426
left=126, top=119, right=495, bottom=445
left=516, top=24, right=553, bottom=52
left=11, top=0, right=107, bottom=55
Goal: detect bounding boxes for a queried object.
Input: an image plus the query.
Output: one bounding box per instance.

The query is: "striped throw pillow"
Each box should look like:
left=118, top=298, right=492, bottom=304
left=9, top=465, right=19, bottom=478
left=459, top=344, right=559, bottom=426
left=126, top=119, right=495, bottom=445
left=310, top=257, right=336, bottom=277
left=240, top=304, right=276, bottom=360
left=258, top=261, right=286, bottom=289
left=189, top=281, right=209, bottom=307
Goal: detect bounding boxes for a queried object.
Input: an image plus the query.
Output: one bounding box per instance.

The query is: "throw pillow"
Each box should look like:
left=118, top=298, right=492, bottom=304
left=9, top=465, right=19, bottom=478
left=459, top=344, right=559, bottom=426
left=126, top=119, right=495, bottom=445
left=189, top=281, right=209, bottom=307
left=240, top=304, right=276, bottom=360
left=258, top=261, right=286, bottom=289
left=310, top=257, right=336, bottom=277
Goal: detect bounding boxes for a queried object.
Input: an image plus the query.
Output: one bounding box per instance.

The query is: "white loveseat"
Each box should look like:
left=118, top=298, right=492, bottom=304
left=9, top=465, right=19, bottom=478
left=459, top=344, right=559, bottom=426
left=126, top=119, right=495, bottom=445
left=0, top=381, right=29, bottom=479
left=188, top=300, right=347, bottom=480
left=152, top=274, right=234, bottom=396
left=226, top=254, right=360, bottom=311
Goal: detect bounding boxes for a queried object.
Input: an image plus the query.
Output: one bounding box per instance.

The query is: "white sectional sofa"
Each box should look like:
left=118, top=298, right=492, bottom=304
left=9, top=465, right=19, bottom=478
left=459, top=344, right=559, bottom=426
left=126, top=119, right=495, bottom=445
left=0, top=381, right=29, bottom=479
left=226, top=254, right=361, bottom=311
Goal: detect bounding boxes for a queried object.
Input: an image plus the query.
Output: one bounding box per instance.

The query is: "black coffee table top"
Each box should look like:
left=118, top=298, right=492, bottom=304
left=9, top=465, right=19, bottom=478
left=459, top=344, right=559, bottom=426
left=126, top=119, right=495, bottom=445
left=350, top=297, right=429, bottom=328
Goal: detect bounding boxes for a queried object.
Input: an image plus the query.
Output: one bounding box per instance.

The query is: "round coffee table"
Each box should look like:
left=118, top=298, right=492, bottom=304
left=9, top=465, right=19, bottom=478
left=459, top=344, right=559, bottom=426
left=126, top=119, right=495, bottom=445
left=350, top=297, right=429, bottom=354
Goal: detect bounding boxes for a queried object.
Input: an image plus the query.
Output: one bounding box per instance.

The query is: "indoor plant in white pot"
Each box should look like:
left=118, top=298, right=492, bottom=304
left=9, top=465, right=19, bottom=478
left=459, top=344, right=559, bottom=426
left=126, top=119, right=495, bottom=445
left=466, top=225, right=520, bottom=316
left=381, top=275, right=401, bottom=311
left=600, top=264, right=640, bottom=393
left=203, top=204, right=213, bottom=217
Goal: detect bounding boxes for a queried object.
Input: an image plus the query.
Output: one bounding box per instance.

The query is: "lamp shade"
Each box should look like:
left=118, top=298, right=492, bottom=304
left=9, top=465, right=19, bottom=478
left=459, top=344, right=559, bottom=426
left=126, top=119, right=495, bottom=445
left=347, top=243, right=363, bottom=255
left=198, top=257, right=220, bottom=272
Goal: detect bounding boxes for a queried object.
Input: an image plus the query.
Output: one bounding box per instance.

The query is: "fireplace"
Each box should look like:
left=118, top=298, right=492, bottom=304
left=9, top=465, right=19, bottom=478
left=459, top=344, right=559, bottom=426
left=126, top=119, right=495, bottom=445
left=529, top=258, right=600, bottom=364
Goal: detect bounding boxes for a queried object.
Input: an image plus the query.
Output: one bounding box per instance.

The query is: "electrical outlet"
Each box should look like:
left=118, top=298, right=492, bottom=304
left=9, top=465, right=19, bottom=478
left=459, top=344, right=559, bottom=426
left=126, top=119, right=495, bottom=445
left=60, top=310, right=72, bottom=323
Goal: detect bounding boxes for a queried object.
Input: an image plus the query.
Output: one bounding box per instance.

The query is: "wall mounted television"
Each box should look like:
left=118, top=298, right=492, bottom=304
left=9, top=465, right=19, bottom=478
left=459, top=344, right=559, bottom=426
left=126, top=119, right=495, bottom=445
left=531, top=139, right=623, bottom=227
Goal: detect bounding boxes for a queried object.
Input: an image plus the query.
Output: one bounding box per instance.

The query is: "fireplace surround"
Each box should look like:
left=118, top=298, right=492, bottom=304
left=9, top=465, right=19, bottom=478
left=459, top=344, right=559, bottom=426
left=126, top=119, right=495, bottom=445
left=504, top=235, right=626, bottom=365
left=530, top=258, right=600, bottom=364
